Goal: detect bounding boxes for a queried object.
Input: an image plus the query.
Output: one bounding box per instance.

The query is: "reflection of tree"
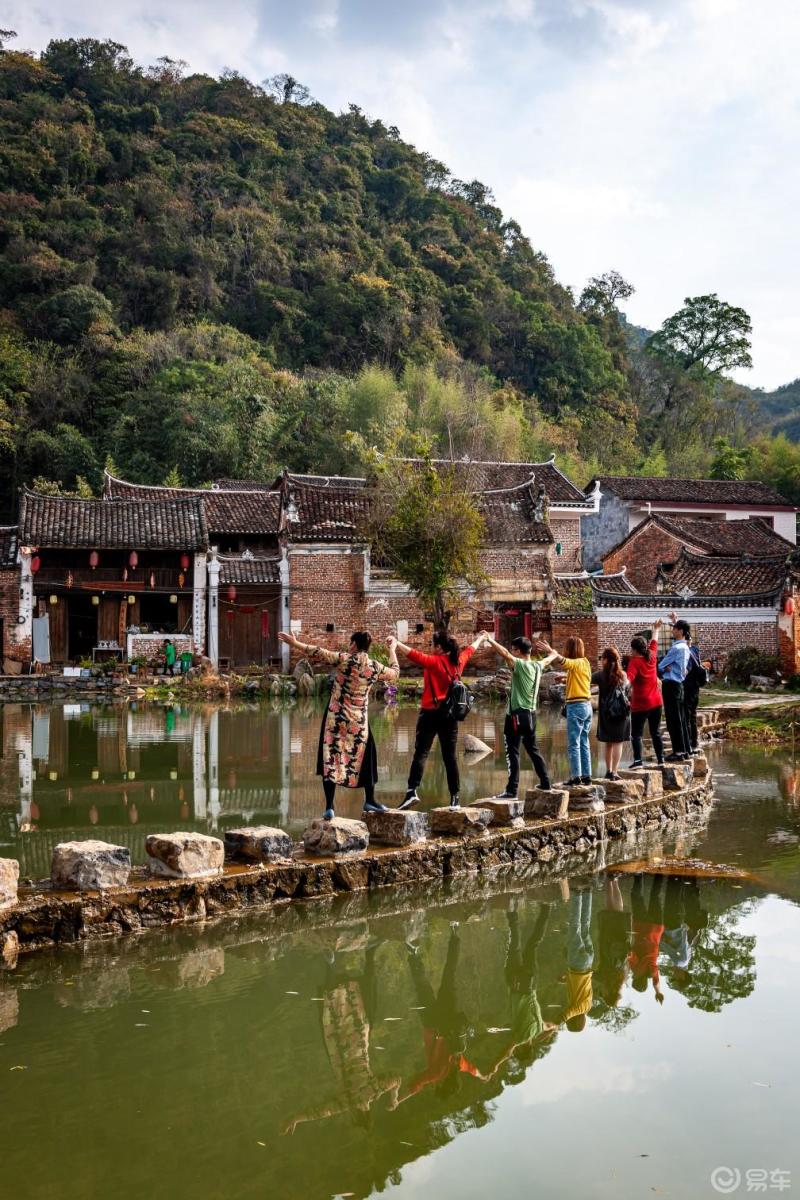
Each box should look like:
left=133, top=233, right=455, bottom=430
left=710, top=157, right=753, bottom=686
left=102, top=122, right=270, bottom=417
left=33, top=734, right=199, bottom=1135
left=666, top=910, right=756, bottom=1012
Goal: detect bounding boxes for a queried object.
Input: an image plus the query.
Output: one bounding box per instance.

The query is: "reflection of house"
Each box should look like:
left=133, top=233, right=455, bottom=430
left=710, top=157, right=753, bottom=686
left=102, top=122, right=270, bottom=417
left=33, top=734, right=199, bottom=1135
left=582, top=475, right=797, bottom=571
left=15, top=490, right=209, bottom=664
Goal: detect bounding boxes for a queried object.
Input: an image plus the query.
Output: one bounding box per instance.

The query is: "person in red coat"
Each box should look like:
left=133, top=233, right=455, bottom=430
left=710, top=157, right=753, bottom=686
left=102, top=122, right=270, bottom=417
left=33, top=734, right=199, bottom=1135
left=626, top=617, right=665, bottom=768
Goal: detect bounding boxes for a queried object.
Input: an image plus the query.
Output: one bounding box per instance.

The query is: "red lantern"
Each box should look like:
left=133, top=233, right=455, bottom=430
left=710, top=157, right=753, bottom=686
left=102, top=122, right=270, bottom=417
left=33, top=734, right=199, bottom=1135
left=785, top=596, right=795, bottom=616
left=226, top=609, right=235, bottom=621
left=180, top=553, right=190, bottom=571
left=128, top=550, right=138, bottom=569
left=30, top=555, right=41, bottom=575
left=227, top=584, right=237, bottom=602
left=89, top=550, right=99, bottom=569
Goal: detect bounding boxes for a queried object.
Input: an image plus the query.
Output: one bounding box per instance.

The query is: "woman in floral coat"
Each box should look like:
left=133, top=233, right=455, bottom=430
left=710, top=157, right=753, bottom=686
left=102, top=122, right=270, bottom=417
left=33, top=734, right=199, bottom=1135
left=278, top=630, right=400, bottom=818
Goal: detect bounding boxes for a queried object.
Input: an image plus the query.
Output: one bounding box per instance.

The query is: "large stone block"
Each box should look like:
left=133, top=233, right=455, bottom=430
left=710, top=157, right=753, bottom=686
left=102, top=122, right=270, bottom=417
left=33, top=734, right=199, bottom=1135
left=0, top=857, right=19, bottom=912
left=525, top=788, right=569, bottom=819
left=658, top=762, right=693, bottom=791
left=692, top=753, right=709, bottom=778
left=146, top=832, right=224, bottom=879
left=225, top=826, right=293, bottom=863
left=51, top=841, right=130, bottom=891
left=476, top=798, right=525, bottom=827
left=302, top=817, right=369, bottom=856
left=364, top=810, right=428, bottom=846
left=618, top=767, right=663, bottom=798
left=429, top=806, right=492, bottom=837
left=596, top=778, right=645, bottom=805
left=566, top=783, right=606, bottom=811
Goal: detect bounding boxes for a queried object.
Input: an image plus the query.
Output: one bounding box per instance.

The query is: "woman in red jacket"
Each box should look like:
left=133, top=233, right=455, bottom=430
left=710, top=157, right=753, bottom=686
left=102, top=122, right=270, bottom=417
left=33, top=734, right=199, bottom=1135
left=389, top=630, right=486, bottom=808
left=626, top=618, right=665, bottom=768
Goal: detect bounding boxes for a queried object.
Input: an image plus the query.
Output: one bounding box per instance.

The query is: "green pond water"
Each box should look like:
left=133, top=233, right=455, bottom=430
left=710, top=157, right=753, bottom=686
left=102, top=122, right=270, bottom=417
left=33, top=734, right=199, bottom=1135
left=2, top=701, right=800, bottom=1199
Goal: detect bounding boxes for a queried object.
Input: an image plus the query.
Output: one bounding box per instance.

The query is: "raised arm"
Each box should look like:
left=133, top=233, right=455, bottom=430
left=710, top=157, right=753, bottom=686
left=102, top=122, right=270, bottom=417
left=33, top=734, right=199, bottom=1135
left=277, top=631, right=342, bottom=664
left=535, top=638, right=563, bottom=664
left=482, top=633, right=514, bottom=666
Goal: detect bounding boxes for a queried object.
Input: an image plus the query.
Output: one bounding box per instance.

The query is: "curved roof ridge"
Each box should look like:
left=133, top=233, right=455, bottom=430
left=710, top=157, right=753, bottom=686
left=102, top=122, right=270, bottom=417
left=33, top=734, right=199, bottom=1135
left=104, top=470, right=277, bottom=499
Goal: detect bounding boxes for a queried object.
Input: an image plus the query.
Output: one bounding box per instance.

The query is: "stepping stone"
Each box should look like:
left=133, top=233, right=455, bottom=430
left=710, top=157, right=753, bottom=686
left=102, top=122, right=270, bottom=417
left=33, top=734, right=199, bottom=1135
left=618, top=767, right=663, bottom=798
left=692, top=753, right=709, bottom=778
left=476, top=798, right=525, bottom=827
left=462, top=734, right=492, bottom=754
left=525, top=788, right=569, bottom=819
left=146, top=832, right=224, bottom=879
left=657, top=762, right=693, bottom=791
left=429, top=806, right=492, bottom=837
left=302, top=817, right=369, bottom=856
left=594, top=778, right=645, bottom=805
left=364, top=810, right=428, bottom=846
left=0, top=858, right=19, bottom=912
left=566, top=783, right=606, bottom=811
left=51, top=841, right=131, bottom=891
left=225, top=826, right=293, bottom=863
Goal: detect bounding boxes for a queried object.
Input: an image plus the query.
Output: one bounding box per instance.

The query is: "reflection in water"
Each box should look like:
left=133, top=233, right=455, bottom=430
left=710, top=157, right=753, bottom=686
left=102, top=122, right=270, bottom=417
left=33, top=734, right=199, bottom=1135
left=0, top=862, right=788, bottom=1200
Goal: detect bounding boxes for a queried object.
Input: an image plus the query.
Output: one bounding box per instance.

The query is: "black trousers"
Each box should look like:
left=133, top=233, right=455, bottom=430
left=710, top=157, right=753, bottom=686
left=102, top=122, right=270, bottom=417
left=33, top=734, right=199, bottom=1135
left=630, top=705, right=664, bottom=763
left=661, top=680, right=687, bottom=756
left=504, top=711, right=550, bottom=794
left=684, top=686, right=699, bottom=751
left=408, top=708, right=460, bottom=797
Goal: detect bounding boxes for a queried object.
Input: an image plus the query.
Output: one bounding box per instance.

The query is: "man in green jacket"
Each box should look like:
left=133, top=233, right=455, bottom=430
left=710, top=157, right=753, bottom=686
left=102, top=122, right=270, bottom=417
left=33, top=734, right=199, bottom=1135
left=484, top=634, right=555, bottom=798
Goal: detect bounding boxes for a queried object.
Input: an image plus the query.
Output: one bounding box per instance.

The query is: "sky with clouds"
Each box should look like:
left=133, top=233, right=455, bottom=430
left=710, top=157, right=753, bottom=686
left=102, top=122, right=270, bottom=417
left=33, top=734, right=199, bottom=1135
left=7, top=0, right=800, bottom=388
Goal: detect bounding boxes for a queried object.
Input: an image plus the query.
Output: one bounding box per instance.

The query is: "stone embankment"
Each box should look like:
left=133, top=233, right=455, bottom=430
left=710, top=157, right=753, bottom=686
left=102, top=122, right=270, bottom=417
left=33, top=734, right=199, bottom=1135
left=0, top=758, right=713, bottom=959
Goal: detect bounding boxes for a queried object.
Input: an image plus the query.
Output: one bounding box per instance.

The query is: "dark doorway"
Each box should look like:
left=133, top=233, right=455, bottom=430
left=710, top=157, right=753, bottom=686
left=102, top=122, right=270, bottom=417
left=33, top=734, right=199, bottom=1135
left=67, top=594, right=99, bottom=660
left=494, top=604, right=531, bottom=646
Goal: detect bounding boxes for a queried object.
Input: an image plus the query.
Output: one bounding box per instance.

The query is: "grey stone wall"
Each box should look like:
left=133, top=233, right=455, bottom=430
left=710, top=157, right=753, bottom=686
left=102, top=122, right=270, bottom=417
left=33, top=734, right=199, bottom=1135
left=581, top=492, right=631, bottom=571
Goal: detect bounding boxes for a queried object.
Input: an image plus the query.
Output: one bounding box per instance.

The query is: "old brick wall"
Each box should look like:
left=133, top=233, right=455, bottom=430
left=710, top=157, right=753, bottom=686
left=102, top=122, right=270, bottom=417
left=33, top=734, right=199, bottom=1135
left=550, top=517, right=583, bottom=572
left=477, top=547, right=552, bottom=600
left=581, top=492, right=630, bottom=571
left=0, top=568, right=27, bottom=664
left=602, top=524, right=685, bottom=591
left=551, top=614, right=598, bottom=661
left=597, top=615, right=777, bottom=669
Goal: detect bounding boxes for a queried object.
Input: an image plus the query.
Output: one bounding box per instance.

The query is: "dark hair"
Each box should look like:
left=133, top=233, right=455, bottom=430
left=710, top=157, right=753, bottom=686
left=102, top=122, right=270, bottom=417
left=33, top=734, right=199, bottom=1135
left=349, top=631, right=372, bottom=653
left=600, top=645, right=626, bottom=687
left=674, top=619, right=691, bottom=637
left=565, top=636, right=585, bottom=659
left=566, top=1015, right=586, bottom=1033
left=433, top=630, right=460, bottom=666
left=631, top=635, right=651, bottom=663
left=511, top=636, right=532, bottom=654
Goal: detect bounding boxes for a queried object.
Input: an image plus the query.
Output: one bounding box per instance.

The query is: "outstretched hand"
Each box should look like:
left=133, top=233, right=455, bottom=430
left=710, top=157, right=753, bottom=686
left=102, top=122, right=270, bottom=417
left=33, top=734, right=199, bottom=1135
left=386, top=635, right=398, bottom=649
left=277, top=631, right=296, bottom=647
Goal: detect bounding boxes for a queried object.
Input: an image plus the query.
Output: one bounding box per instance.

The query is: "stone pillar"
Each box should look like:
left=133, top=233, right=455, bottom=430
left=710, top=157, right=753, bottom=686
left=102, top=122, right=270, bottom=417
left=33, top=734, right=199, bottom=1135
left=14, top=547, right=34, bottom=660
left=193, top=551, right=207, bottom=656
left=206, top=553, right=220, bottom=667
left=279, top=549, right=290, bottom=673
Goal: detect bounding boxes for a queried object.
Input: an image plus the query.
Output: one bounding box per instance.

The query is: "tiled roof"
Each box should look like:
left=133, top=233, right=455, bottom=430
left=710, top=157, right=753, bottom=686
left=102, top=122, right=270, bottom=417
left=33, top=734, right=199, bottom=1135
left=588, top=474, right=794, bottom=508
left=20, top=490, right=208, bottom=550
left=657, top=549, right=786, bottom=596
left=604, top=514, right=794, bottom=563
left=405, top=458, right=587, bottom=504
left=478, top=481, right=553, bottom=544
left=589, top=572, right=638, bottom=595
left=104, top=473, right=281, bottom=536
left=285, top=476, right=371, bottom=543
left=217, top=556, right=281, bottom=585
left=0, top=525, right=18, bottom=567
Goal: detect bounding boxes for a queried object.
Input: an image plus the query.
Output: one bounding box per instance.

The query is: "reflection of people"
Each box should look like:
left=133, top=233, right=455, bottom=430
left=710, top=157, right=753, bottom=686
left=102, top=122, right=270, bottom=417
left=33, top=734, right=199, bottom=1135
left=560, top=885, right=594, bottom=1031
left=629, top=875, right=665, bottom=1003
left=277, top=630, right=399, bottom=819
left=482, top=635, right=555, bottom=798
left=391, top=631, right=487, bottom=809
left=595, top=878, right=632, bottom=1007
left=480, top=905, right=557, bottom=1080
left=283, top=946, right=401, bottom=1133
left=400, top=925, right=481, bottom=1100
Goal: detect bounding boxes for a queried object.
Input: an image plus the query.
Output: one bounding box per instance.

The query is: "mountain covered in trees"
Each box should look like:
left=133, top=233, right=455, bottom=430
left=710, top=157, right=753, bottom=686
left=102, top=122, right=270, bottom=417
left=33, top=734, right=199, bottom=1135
left=1, top=35, right=798, bottom=518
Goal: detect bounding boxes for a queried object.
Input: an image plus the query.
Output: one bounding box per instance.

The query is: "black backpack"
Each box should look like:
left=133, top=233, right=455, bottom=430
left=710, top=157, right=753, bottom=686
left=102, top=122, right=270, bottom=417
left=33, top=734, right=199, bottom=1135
left=603, top=684, right=631, bottom=722
left=686, top=654, right=708, bottom=688
left=442, top=675, right=475, bottom=722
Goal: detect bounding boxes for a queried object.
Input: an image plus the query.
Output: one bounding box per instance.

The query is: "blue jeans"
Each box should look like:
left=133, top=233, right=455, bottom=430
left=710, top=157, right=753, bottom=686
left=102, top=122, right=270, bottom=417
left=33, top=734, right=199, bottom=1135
left=566, top=700, right=593, bottom=779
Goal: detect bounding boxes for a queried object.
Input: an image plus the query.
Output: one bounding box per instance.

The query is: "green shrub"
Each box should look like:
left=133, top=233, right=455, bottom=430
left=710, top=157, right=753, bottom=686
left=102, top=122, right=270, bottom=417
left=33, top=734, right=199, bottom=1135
left=725, top=646, right=781, bottom=686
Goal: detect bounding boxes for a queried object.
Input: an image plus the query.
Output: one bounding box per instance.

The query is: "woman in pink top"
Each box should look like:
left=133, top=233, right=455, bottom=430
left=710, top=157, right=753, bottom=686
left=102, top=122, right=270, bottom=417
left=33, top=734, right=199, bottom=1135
left=626, top=618, right=664, bottom=768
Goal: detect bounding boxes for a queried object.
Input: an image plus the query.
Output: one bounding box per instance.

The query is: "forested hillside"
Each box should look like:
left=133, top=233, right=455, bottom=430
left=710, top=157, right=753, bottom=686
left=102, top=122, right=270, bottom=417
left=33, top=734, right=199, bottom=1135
left=1, top=35, right=798, bottom=517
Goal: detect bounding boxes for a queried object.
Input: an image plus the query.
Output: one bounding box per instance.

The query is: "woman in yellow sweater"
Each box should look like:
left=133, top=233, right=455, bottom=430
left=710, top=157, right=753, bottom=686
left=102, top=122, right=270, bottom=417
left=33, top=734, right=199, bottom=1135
left=535, top=635, right=593, bottom=785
